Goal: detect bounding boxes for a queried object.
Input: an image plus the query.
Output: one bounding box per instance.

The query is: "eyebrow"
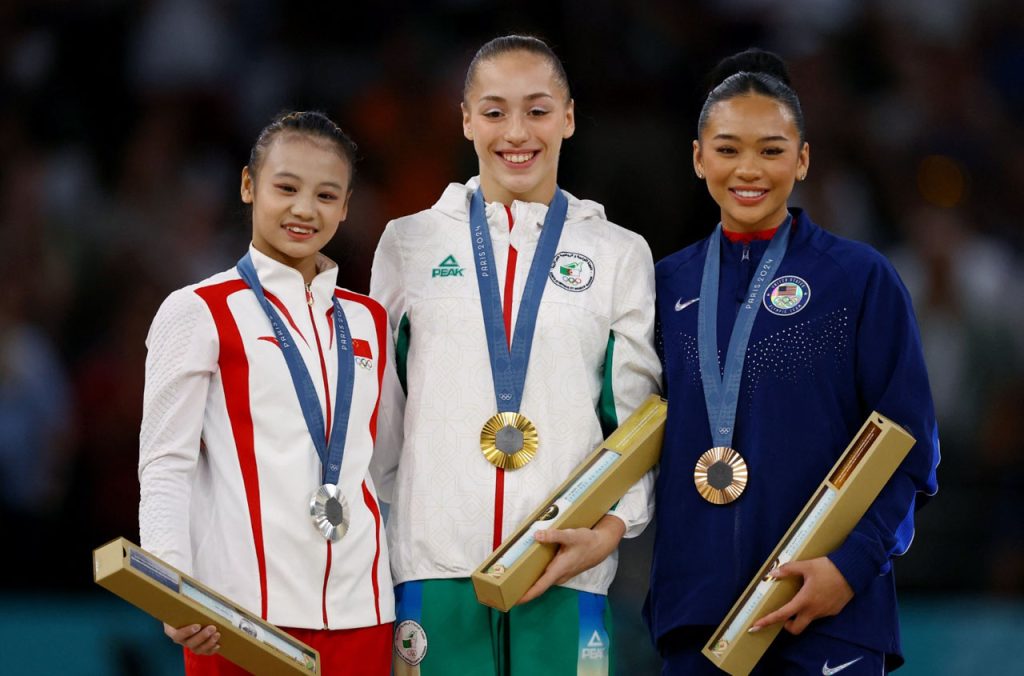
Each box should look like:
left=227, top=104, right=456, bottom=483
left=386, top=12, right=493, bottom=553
left=273, top=171, right=344, bottom=190
left=712, top=133, right=791, bottom=142
left=477, top=92, right=555, bottom=103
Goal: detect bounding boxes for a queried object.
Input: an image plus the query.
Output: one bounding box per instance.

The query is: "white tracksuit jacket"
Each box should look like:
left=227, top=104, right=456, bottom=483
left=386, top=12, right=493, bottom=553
left=139, top=246, right=401, bottom=629
left=370, top=178, right=661, bottom=594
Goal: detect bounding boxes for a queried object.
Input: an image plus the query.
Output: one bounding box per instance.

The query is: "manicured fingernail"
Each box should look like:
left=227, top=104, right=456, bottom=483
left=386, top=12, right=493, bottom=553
left=747, top=626, right=761, bottom=633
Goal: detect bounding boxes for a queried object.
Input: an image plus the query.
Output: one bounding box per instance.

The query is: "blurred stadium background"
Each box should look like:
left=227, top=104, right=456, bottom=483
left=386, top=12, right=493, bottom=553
left=1, top=1, right=1022, bottom=673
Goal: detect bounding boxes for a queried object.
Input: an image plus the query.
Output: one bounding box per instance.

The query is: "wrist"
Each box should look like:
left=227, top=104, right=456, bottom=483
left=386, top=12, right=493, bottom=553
left=594, top=514, right=626, bottom=548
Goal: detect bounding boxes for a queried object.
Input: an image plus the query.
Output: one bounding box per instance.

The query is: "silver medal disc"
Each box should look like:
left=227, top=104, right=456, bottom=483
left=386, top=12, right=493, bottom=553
left=309, top=483, right=350, bottom=542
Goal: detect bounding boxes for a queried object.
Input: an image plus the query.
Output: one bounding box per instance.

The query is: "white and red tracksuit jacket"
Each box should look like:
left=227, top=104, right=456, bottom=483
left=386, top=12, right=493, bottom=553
left=139, top=246, right=401, bottom=630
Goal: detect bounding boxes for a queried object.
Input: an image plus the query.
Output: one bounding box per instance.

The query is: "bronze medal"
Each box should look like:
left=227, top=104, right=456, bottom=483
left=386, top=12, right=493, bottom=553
left=694, top=446, right=748, bottom=504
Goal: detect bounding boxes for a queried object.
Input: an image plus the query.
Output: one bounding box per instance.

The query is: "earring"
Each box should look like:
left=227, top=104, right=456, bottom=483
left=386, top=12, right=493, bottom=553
left=696, top=171, right=705, bottom=180
left=797, top=172, right=807, bottom=181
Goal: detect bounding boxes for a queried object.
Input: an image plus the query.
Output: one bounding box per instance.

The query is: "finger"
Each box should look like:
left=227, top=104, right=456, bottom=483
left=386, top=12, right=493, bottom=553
left=190, top=632, right=222, bottom=656
left=751, top=597, right=801, bottom=631
left=769, top=560, right=806, bottom=580
left=165, top=623, right=190, bottom=640
left=784, top=613, right=811, bottom=635
left=534, top=528, right=578, bottom=546
left=184, top=625, right=219, bottom=651
left=192, top=630, right=222, bottom=655
left=518, top=560, right=566, bottom=605
left=165, top=623, right=201, bottom=643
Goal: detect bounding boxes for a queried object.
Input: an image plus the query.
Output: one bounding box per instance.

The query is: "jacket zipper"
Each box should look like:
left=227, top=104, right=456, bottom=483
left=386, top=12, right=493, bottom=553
left=306, top=283, right=336, bottom=629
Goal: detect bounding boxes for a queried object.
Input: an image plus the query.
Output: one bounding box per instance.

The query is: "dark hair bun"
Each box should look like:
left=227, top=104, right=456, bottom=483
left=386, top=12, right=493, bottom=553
left=708, top=48, right=791, bottom=91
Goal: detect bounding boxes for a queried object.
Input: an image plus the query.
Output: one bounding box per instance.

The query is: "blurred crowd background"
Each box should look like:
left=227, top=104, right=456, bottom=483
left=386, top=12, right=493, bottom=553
left=1, top=0, right=1022, bottom=673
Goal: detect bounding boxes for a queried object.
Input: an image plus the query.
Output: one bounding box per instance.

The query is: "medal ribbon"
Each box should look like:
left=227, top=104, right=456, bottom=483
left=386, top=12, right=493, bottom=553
left=697, top=217, right=792, bottom=448
left=469, top=187, right=568, bottom=413
left=237, top=253, right=354, bottom=486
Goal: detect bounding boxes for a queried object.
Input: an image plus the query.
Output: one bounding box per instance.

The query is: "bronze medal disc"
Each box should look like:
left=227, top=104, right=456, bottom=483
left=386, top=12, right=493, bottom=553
left=694, top=446, right=748, bottom=504
left=480, top=412, right=538, bottom=470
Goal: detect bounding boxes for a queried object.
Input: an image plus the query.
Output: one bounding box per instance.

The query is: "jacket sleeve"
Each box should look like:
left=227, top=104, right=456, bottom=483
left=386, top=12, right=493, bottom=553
left=603, top=233, right=663, bottom=539
left=827, top=256, right=940, bottom=594
left=369, top=307, right=405, bottom=504
left=368, top=222, right=409, bottom=502
left=138, top=288, right=218, bottom=574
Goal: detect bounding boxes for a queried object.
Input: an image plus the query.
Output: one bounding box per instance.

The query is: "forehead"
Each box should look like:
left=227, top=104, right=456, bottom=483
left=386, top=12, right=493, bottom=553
left=703, top=94, right=798, bottom=139
left=260, top=133, right=351, bottom=180
left=469, top=51, right=562, bottom=100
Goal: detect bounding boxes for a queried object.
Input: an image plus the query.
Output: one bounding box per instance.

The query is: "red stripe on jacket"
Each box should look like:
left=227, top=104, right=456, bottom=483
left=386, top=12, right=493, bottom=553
left=493, top=205, right=517, bottom=549
left=194, top=279, right=269, bottom=620
left=335, top=289, right=389, bottom=622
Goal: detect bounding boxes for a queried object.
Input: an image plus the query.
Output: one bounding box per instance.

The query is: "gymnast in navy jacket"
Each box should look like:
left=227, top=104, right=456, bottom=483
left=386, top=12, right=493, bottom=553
left=645, top=49, right=940, bottom=675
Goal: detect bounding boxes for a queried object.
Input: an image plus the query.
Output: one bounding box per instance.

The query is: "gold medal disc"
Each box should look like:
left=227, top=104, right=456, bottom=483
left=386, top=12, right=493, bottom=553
left=694, top=446, right=748, bottom=504
left=480, top=412, right=538, bottom=470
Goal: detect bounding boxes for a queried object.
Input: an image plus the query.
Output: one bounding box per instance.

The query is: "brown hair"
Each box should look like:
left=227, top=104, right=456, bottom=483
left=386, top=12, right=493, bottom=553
left=463, top=35, right=571, bottom=102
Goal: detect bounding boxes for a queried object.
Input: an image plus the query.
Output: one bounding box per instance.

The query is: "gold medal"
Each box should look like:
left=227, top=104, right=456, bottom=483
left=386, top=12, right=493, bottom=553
left=480, top=412, right=538, bottom=470
left=694, top=446, right=748, bottom=504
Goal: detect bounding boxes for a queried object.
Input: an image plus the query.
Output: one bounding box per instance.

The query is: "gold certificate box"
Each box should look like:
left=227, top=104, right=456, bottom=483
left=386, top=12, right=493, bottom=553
left=702, top=412, right=915, bottom=676
left=93, top=538, right=320, bottom=675
left=472, top=394, right=666, bottom=612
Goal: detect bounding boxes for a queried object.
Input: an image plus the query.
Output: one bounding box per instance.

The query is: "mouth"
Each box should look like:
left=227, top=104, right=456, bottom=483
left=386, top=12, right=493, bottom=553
left=498, top=150, right=539, bottom=167
left=282, top=223, right=318, bottom=239
left=729, top=187, right=768, bottom=204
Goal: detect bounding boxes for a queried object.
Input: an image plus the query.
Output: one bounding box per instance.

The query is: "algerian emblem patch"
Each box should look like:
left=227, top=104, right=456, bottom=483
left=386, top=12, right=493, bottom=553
left=549, top=252, right=595, bottom=292
left=394, top=620, right=428, bottom=666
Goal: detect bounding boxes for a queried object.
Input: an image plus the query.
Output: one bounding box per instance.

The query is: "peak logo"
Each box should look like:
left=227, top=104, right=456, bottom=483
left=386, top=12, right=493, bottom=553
left=432, top=255, right=464, bottom=278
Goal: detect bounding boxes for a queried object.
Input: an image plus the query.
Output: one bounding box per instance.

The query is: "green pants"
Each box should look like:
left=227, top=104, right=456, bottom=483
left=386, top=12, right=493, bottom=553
left=392, top=578, right=613, bottom=676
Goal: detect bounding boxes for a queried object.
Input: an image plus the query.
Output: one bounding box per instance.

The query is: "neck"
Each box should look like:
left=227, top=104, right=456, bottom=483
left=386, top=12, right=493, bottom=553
left=478, top=175, right=556, bottom=206
left=253, top=243, right=318, bottom=284
left=721, top=208, right=791, bottom=237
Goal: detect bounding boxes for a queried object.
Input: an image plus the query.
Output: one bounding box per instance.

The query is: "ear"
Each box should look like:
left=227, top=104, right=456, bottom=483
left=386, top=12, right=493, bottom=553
left=797, top=141, right=810, bottom=181
left=240, top=166, right=254, bottom=204
left=461, top=102, right=473, bottom=141
left=692, top=140, right=705, bottom=179
left=562, top=98, right=576, bottom=139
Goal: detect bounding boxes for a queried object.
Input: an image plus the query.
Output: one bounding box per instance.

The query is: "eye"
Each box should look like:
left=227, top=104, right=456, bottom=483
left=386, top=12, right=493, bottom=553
left=528, top=107, right=550, bottom=117
left=319, top=192, right=338, bottom=201
left=482, top=108, right=504, bottom=119
left=762, top=146, right=785, bottom=156
left=275, top=183, right=297, bottom=193
left=714, top=145, right=737, bottom=156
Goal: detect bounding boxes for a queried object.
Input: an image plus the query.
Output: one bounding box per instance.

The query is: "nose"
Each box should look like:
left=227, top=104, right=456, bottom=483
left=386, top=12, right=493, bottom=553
left=503, top=112, right=529, bottom=145
left=735, top=152, right=762, bottom=181
left=290, top=192, right=315, bottom=219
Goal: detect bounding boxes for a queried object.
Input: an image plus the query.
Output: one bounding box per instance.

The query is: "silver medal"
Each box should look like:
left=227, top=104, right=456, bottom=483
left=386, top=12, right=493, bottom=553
left=309, top=484, right=350, bottom=542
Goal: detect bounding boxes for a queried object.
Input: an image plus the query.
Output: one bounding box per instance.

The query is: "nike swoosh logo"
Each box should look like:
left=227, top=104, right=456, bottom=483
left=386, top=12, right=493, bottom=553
left=675, top=297, right=699, bottom=311
left=822, top=656, right=863, bottom=675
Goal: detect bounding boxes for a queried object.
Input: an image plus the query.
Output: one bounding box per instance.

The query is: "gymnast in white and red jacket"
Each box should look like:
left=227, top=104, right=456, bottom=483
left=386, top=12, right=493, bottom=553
left=139, top=111, right=402, bottom=676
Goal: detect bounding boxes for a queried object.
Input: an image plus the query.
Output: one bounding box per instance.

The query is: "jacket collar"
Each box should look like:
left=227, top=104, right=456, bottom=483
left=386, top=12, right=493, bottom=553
left=432, top=176, right=607, bottom=229
left=247, top=245, right=340, bottom=310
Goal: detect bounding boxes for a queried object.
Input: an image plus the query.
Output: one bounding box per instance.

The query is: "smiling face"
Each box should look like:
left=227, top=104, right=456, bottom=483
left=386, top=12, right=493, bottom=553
left=241, top=133, right=352, bottom=282
left=694, top=93, right=809, bottom=233
left=462, top=50, right=575, bottom=205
